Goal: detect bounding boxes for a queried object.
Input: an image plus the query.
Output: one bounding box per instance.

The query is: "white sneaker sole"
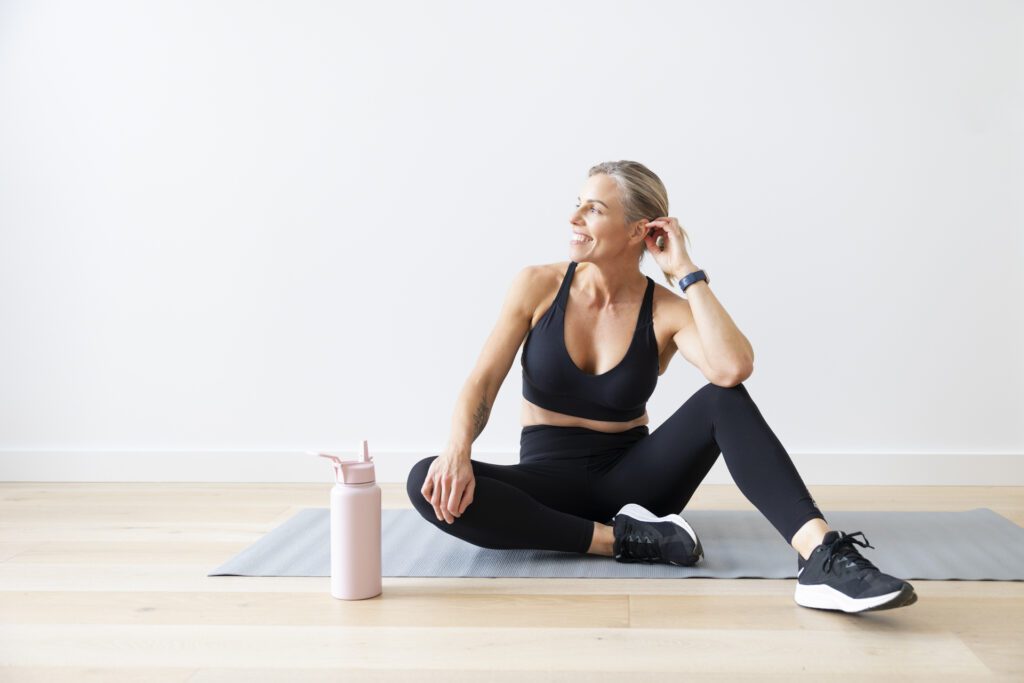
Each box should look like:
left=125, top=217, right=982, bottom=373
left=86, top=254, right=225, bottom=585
left=794, top=582, right=911, bottom=613
left=616, top=503, right=703, bottom=559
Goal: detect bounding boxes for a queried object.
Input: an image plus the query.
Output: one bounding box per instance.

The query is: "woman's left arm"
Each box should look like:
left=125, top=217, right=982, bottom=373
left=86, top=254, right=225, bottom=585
left=671, top=262, right=754, bottom=382
left=643, top=216, right=754, bottom=382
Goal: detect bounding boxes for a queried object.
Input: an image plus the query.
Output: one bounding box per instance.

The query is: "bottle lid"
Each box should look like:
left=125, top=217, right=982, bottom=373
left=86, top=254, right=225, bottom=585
left=310, top=439, right=375, bottom=484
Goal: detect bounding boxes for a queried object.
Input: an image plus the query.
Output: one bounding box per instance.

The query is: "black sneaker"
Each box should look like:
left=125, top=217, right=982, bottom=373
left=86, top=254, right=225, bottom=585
left=611, top=503, right=704, bottom=566
left=795, top=530, right=918, bottom=613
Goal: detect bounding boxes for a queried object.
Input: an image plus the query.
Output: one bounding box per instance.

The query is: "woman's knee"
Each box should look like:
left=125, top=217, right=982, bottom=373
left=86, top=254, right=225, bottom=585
left=702, top=379, right=748, bottom=393
left=704, top=381, right=752, bottom=407
left=406, top=455, right=439, bottom=511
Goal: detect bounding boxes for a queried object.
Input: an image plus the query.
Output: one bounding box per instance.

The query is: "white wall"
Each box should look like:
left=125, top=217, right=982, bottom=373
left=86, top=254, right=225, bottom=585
left=1, top=0, right=1022, bottom=484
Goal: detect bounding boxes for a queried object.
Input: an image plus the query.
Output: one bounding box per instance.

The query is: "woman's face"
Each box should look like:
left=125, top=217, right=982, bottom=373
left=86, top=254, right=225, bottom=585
left=568, top=173, right=639, bottom=258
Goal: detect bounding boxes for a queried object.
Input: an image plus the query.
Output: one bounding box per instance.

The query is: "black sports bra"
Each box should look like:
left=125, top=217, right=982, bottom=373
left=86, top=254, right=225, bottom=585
left=521, top=261, right=659, bottom=422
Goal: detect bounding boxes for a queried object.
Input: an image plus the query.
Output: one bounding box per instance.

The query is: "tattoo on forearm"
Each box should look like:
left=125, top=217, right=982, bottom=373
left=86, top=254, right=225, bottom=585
left=472, top=397, right=491, bottom=438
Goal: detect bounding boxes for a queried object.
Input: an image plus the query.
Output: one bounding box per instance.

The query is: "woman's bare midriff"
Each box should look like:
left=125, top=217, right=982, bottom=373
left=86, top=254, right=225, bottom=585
left=520, top=397, right=649, bottom=433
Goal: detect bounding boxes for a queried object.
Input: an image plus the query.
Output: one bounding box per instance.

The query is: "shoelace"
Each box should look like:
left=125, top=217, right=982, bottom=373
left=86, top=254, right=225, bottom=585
left=618, top=532, right=659, bottom=561
left=822, top=530, right=878, bottom=573
left=623, top=531, right=662, bottom=561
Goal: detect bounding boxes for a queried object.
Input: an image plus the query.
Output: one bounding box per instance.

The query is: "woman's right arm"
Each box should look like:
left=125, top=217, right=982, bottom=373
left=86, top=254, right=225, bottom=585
left=422, top=265, right=541, bottom=523
left=444, top=264, right=540, bottom=458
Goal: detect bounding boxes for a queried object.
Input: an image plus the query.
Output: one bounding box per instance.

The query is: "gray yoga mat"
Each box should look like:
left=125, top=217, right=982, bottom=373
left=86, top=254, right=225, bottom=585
left=207, top=507, right=1024, bottom=580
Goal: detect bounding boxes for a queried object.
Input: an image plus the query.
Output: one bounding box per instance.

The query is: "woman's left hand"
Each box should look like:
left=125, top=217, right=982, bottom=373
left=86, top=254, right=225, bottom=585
left=643, top=217, right=697, bottom=280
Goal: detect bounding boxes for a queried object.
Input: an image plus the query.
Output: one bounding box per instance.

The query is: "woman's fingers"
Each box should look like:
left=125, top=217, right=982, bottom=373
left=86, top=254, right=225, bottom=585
left=439, top=477, right=452, bottom=523
left=458, top=478, right=475, bottom=515
left=430, top=477, right=444, bottom=521
left=421, top=458, right=476, bottom=524
left=447, top=483, right=464, bottom=520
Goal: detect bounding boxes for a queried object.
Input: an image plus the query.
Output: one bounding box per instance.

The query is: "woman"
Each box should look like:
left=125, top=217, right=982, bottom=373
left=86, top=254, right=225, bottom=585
left=406, top=160, right=916, bottom=613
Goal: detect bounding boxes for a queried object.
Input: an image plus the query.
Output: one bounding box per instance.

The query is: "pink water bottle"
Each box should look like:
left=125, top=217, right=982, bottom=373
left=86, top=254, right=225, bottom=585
left=316, top=440, right=381, bottom=600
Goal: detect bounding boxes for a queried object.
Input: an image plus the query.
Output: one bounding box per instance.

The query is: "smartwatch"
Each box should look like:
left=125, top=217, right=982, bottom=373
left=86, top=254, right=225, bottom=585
left=678, top=269, right=710, bottom=293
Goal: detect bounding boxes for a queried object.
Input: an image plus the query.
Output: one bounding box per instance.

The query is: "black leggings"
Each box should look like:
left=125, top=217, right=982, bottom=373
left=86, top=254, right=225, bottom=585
left=406, top=382, right=826, bottom=555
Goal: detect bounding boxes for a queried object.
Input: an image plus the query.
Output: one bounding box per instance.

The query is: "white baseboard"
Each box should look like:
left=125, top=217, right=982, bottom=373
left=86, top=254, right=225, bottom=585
left=0, top=450, right=1022, bottom=485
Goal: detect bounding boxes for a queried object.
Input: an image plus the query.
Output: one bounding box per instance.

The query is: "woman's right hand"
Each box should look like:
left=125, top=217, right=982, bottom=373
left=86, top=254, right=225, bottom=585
left=421, top=450, right=476, bottom=524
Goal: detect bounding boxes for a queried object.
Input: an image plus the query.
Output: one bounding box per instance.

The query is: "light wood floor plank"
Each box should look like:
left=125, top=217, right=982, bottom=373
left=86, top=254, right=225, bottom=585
left=0, top=625, right=993, bottom=675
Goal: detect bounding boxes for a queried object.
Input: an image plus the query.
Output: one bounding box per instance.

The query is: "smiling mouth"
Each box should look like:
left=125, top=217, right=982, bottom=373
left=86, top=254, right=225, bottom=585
left=570, top=234, right=593, bottom=244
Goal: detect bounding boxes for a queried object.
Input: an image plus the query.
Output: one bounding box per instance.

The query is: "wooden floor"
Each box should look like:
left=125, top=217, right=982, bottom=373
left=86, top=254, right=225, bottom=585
left=0, top=483, right=1022, bottom=681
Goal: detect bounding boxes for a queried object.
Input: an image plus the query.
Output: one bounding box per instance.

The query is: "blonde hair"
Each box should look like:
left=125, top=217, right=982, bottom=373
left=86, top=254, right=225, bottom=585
left=587, top=160, right=690, bottom=274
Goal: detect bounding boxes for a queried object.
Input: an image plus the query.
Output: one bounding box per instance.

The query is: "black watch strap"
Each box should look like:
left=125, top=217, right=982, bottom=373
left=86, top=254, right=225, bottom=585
left=679, top=269, right=710, bottom=292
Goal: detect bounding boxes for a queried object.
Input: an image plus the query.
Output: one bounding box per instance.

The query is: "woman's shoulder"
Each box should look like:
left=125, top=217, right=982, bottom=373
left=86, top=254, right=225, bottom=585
left=509, top=261, right=571, bottom=318
left=515, top=260, right=572, bottom=286
left=534, top=260, right=574, bottom=277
